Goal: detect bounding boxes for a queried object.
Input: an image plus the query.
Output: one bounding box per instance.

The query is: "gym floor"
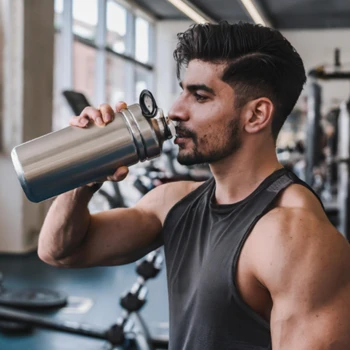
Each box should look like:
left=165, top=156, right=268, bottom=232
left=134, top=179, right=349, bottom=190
left=0, top=251, right=169, bottom=350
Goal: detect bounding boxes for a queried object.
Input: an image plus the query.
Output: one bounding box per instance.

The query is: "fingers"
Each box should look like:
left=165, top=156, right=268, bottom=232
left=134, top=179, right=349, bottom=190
left=106, top=166, right=129, bottom=182
left=115, top=101, right=127, bottom=113
left=68, top=107, right=101, bottom=128
left=69, top=114, right=89, bottom=128
left=80, top=106, right=103, bottom=126
left=99, top=104, right=115, bottom=124
left=86, top=166, right=129, bottom=188
left=68, top=102, right=128, bottom=129
left=69, top=104, right=116, bottom=128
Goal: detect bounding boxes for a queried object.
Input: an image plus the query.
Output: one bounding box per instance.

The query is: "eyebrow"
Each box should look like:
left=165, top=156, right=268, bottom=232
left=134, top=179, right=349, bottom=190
left=179, top=82, right=216, bottom=95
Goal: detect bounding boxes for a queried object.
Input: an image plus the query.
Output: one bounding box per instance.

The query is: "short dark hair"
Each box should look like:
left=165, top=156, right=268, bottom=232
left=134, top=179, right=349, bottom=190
left=173, top=21, right=306, bottom=140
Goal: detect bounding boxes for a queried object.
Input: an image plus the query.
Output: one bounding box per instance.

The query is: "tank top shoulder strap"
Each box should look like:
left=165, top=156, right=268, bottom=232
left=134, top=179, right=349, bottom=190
left=283, top=170, right=325, bottom=210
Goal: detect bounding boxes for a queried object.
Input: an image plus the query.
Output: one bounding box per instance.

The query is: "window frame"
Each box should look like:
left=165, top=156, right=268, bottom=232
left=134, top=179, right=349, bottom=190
left=54, top=0, right=155, bottom=107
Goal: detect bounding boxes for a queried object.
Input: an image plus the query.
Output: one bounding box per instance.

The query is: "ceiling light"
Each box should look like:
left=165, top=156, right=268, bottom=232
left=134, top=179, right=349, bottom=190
left=238, top=0, right=272, bottom=27
left=167, top=0, right=216, bottom=24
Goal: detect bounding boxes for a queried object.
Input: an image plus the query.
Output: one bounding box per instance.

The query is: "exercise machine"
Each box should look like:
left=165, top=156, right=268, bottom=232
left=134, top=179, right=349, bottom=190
left=0, top=250, right=168, bottom=349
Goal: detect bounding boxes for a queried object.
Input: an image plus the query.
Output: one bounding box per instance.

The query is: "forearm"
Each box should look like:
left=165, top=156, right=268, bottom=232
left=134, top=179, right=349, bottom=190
left=38, top=186, right=96, bottom=264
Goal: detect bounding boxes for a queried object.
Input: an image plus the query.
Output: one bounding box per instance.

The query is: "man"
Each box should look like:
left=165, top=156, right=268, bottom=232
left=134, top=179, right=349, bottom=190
left=39, top=22, right=350, bottom=349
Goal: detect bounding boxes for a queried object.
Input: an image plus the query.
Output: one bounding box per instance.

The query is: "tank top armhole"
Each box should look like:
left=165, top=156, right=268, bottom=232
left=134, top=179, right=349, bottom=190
left=161, top=178, right=214, bottom=239
left=229, top=212, right=272, bottom=331
left=229, top=171, right=325, bottom=327
left=228, top=173, right=297, bottom=332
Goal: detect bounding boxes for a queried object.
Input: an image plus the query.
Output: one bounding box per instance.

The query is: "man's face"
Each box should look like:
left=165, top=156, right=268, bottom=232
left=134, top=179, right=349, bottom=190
left=168, top=59, right=242, bottom=166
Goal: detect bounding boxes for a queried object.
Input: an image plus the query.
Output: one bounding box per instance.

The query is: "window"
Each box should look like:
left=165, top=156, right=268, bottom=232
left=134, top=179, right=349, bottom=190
left=53, top=0, right=155, bottom=128
left=73, top=41, right=96, bottom=104
left=73, top=0, right=98, bottom=40
left=53, top=33, right=74, bottom=131
left=106, top=54, right=127, bottom=106
left=107, top=0, right=127, bottom=54
left=54, top=0, right=63, bottom=30
left=135, top=66, right=153, bottom=99
left=135, top=17, right=150, bottom=64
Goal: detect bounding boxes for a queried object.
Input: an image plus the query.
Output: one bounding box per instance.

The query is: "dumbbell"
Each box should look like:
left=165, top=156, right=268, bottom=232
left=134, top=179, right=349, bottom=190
left=120, top=281, right=147, bottom=313
left=136, top=250, right=163, bottom=280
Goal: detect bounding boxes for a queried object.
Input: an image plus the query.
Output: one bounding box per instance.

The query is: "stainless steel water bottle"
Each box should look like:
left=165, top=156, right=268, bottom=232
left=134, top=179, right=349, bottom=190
left=11, top=90, right=175, bottom=203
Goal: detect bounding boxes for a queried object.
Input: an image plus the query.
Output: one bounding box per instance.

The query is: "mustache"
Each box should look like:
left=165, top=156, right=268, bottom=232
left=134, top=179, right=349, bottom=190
left=175, top=125, right=196, bottom=138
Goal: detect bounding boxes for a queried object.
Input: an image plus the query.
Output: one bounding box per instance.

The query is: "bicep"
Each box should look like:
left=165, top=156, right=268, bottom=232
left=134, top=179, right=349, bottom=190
left=271, top=280, right=350, bottom=349
left=257, top=211, right=350, bottom=349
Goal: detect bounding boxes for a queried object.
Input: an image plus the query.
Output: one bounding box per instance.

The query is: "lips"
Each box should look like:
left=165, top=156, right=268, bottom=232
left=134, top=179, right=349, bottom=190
left=174, top=127, right=194, bottom=145
left=175, top=135, right=187, bottom=140
left=174, top=133, right=189, bottom=145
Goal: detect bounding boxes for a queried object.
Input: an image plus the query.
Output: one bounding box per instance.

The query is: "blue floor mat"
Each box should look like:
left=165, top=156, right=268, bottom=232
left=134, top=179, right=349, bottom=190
left=0, top=252, right=169, bottom=349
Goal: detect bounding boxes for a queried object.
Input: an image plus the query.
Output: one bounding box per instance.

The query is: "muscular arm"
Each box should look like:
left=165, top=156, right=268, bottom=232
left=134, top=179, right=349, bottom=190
left=38, top=181, right=194, bottom=268
left=255, top=208, right=350, bottom=349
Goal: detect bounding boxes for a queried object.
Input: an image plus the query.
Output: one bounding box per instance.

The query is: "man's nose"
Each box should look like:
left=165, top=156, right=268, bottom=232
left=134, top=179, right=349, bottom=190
left=168, top=95, right=189, bottom=122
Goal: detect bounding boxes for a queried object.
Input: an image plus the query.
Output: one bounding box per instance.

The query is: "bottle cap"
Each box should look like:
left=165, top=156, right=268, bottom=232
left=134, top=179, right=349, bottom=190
left=139, top=90, right=158, bottom=118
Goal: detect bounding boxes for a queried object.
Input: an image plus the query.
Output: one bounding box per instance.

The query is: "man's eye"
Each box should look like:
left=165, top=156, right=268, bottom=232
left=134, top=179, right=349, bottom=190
left=194, top=93, right=207, bottom=102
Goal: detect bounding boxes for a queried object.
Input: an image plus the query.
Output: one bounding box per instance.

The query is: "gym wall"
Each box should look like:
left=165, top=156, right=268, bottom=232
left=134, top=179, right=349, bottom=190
left=155, top=21, right=350, bottom=118
left=0, top=0, right=54, bottom=253
left=1, top=11, right=350, bottom=253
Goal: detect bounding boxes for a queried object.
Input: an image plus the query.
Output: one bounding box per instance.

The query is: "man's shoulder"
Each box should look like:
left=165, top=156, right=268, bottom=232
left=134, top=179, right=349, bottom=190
left=274, top=182, right=326, bottom=218
left=136, top=180, right=206, bottom=224
left=255, top=182, right=330, bottom=242
left=156, top=179, right=206, bottom=201
left=157, top=180, right=207, bottom=223
left=250, top=188, right=350, bottom=301
left=245, top=182, right=350, bottom=294
left=246, top=183, right=338, bottom=273
left=255, top=205, right=329, bottom=245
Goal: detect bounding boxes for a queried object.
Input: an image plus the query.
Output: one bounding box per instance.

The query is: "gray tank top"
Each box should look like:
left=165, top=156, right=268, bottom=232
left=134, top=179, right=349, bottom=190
left=162, top=168, right=321, bottom=350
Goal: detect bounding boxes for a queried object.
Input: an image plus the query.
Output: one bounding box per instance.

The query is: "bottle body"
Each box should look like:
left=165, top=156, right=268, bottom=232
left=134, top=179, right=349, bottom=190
left=11, top=104, right=173, bottom=203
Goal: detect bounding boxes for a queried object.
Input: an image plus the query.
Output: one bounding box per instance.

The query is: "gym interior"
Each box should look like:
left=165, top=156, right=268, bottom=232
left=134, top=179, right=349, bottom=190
left=0, top=0, right=350, bottom=349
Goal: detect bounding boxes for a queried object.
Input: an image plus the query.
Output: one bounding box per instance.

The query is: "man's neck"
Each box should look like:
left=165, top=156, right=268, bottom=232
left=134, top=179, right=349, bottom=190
left=209, top=145, right=282, bottom=205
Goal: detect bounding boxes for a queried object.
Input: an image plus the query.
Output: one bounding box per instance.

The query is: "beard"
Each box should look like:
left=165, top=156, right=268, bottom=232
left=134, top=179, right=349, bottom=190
left=176, top=118, right=241, bottom=166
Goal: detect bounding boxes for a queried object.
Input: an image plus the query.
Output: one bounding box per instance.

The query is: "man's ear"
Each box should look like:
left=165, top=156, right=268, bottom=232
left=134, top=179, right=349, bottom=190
left=241, top=98, right=274, bottom=135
